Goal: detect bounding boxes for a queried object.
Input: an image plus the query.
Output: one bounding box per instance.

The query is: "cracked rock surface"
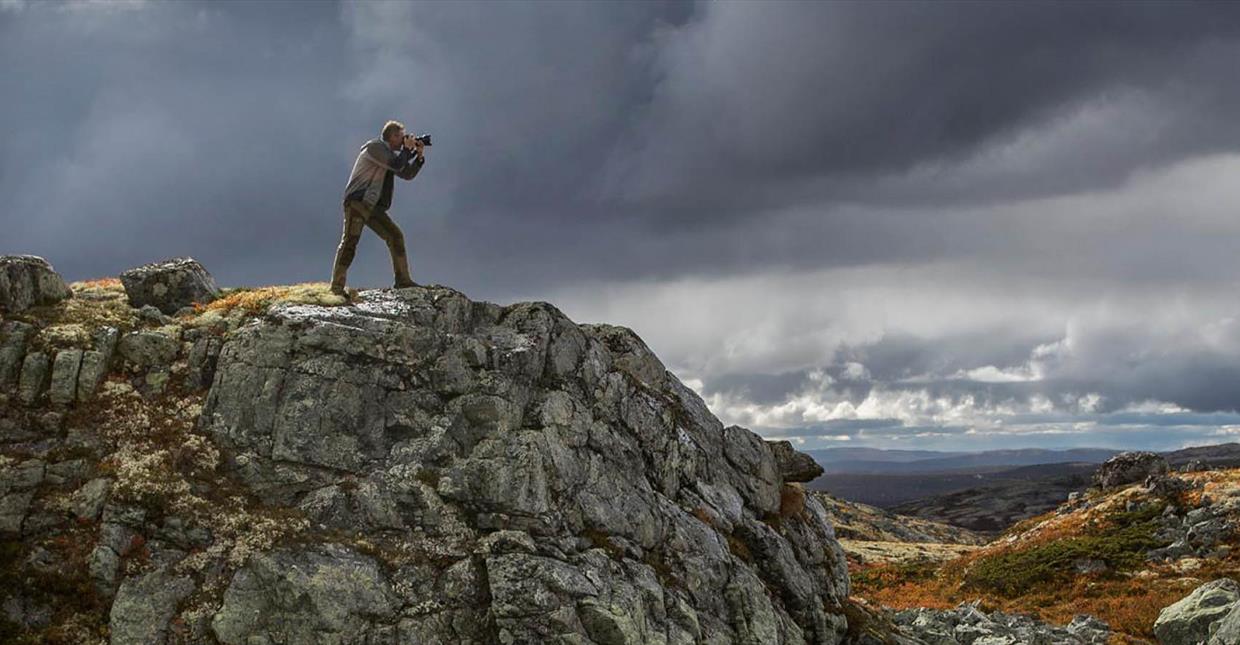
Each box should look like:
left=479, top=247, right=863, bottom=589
left=193, top=285, right=851, bottom=644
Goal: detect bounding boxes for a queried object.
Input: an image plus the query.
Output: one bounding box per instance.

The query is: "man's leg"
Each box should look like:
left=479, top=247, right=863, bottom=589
left=330, top=202, right=368, bottom=293
left=365, top=209, right=415, bottom=287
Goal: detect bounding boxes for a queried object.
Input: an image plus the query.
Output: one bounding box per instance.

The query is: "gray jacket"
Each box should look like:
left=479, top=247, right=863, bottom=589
left=342, top=137, right=425, bottom=209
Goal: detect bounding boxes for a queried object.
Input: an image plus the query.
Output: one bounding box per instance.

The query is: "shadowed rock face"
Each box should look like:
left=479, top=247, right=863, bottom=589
left=197, top=286, right=851, bottom=645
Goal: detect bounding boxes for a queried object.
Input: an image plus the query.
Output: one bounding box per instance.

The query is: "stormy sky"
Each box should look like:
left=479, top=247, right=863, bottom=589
left=6, top=0, right=1240, bottom=452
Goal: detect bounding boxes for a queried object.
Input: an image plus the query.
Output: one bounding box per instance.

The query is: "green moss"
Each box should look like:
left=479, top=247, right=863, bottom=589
left=964, top=501, right=1167, bottom=597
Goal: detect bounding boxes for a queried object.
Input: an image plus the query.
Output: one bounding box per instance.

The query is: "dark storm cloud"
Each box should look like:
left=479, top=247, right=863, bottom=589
left=8, top=1, right=1240, bottom=291
left=598, top=2, right=1240, bottom=217
left=6, top=1, right=1240, bottom=450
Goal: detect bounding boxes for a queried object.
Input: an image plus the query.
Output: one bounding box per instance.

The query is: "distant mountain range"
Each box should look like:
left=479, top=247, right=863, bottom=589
left=807, top=447, right=1121, bottom=475
left=807, top=442, right=1240, bottom=532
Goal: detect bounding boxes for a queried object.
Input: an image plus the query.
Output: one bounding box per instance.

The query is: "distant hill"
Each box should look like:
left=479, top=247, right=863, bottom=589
left=809, top=447, right=1119, bottom=475
left=1163, top=442, right=1240, bottom=468
left=808, top=461, right=1096, bottom=512
left=813, top=443, right=1240, bottom=534
left=807, top=447, right=967, bottom=465
left=887, top=463, right=1097, bottom=533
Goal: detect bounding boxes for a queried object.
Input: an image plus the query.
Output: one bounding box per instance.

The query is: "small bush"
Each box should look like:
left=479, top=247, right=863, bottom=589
left=964, top=502, right=1166, bottom=597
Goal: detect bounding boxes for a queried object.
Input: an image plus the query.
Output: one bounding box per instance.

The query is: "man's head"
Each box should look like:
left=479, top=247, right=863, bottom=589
left=381, top=120, right=405, bottom=150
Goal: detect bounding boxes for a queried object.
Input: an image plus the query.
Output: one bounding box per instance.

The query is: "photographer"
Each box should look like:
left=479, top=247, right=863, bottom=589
left=330, top=119, right=429, bottom=298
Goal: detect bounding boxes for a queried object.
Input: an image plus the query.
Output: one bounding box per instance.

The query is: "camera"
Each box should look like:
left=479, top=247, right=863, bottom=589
left=406, top=133, right=432, bottom=147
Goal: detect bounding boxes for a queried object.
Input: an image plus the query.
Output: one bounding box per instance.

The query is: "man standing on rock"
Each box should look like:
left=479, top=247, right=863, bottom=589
left=330, top=119, right=427, bottom=298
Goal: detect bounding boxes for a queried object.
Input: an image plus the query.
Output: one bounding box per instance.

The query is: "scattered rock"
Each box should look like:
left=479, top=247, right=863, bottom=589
left=1092, top=451, right=1169, bottom=491
left=1181, top=459, right=1211, bottom=473
left=0, top=255, right=72, bottom=315
left=119, top=257, right=219, bottom=314
left=1144, top=473, right=1200, bottom=499
left=892, top=601, right=1110, bottom=644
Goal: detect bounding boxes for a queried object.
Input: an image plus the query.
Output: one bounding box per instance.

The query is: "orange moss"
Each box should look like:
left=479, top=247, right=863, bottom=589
left=190, top=282, right=347, bottom=319
left=74, top=276, right=122, bottom=290
left=853, top=541, right=1240, bottom=640
left=691, top=505, right=716, bottom=527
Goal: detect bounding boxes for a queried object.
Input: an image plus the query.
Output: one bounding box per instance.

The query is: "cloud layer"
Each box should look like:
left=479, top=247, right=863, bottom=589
left=5, top=1, right=1240, bottom=450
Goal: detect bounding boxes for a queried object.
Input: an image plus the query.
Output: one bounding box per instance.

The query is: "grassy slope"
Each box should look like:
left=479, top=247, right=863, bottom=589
left=850, top=469, right=1240, bottom=642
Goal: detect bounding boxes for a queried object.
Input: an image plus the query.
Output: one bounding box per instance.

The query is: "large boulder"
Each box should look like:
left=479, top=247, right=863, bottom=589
left=119, top=257, right=219, bottom=314
left=1209, top=602, right=1240, bottom=645
left=1092, top=451, right=1168, bottom=491
left=0, top=255, right=72, bottom=314
left=196, top=286, right=852, bottom=644
left=1154, top=578, right=1240, bottom=645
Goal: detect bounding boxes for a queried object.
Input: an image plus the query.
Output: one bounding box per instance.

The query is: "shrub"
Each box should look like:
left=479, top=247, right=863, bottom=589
left=963, top=502, right=1166, bottom=597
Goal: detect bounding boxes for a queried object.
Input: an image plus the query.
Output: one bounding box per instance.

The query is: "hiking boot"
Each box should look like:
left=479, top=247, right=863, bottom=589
left=393, top=279, right=417, bottom=289
left=330, top=287, right=352, bottom=302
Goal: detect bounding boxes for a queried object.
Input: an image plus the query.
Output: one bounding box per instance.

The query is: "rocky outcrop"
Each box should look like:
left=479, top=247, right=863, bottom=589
left=1092, top=451, right=1168, bottom=491
left=0, top=255, right=72, bottom=314
left=119, top=256, right=219, bottom=314
left=1154, top=578, right=1240, bottom=645
left=891, top=602, right=1110, bottom=644
left=0, top=260, right=856, bottom=645
left=769, top=440, right=825, bottom=483
left=194, top=286, right=851, bottom=644
left=1143, top=476, right=1234, bottom=562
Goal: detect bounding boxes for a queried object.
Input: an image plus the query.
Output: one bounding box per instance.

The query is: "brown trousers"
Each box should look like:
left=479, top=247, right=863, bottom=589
left=330, top=200, right=413, bottom=291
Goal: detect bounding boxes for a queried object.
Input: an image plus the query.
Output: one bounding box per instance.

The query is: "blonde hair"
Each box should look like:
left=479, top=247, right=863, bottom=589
left=381, top=120, right=405, bottom=141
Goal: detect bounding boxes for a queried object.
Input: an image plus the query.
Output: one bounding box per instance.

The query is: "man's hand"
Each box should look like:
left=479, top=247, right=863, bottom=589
left=413, top=138, right=425, bottom=160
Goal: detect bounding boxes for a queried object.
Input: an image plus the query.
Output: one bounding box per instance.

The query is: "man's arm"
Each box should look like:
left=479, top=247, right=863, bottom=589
left=397, top=152, right=425, bottom=180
